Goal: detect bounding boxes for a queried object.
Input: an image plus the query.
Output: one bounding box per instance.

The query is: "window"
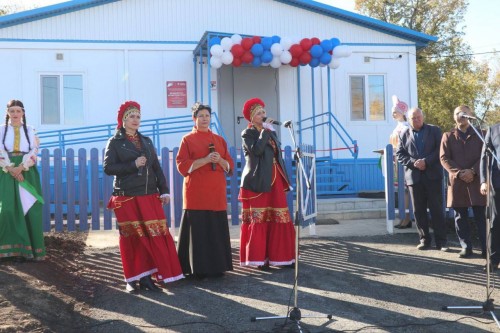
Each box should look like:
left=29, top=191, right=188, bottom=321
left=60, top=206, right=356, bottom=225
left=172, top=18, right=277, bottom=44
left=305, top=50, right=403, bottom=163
left=41, top=74, right=84, bottom=125
left=349, top=75, right=386, bottom=121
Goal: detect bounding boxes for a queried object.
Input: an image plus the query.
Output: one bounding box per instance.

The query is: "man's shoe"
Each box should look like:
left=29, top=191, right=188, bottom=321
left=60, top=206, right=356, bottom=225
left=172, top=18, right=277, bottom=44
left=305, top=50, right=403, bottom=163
left=459, top=248, right=473, bottom=258
left=416, top=243, right=430, bottom=250
left=438, top=246, right=450, bottom=252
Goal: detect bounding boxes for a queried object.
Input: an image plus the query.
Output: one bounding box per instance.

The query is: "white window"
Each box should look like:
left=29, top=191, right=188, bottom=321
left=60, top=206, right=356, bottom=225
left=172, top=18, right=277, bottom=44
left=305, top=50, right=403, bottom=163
left=349, top=75, right=386, bottom=121
left=41, top=74, right=84, bottom=125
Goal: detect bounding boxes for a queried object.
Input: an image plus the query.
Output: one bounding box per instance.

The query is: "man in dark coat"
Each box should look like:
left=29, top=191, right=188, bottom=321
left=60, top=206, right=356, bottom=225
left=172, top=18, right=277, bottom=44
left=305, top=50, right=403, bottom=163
left=440, top=105, right=486, bottom=258
left=396, top=107, right=448, bottom=251
left=480, top=122, right=500, bottom=269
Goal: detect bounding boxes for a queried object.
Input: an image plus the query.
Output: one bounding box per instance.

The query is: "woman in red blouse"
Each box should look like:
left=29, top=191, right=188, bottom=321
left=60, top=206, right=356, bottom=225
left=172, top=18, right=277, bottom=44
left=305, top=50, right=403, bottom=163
left=176, top=102, right=234, bottom=279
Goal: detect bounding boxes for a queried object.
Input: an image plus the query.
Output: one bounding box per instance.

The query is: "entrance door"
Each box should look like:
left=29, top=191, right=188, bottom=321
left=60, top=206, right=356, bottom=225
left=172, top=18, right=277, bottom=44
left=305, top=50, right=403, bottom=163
left=218, top=66, right=279, bottom=150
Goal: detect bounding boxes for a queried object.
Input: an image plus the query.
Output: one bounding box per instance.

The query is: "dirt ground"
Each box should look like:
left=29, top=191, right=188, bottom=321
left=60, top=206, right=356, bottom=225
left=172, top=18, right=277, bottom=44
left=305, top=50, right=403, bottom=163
left=2, top=229, right=500, bottom=333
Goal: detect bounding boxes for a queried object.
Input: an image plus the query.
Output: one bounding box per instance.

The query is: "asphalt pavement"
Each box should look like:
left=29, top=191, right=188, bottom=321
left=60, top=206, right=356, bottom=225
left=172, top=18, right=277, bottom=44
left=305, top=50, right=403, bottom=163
left=78, top=219, right=500, bottom=333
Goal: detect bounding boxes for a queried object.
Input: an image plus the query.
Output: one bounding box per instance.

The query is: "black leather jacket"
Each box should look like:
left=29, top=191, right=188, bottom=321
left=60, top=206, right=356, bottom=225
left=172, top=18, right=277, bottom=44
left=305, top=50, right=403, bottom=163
left=240, top=127, right=290, bottom=193
left=103, top=129, right=169, bottom=196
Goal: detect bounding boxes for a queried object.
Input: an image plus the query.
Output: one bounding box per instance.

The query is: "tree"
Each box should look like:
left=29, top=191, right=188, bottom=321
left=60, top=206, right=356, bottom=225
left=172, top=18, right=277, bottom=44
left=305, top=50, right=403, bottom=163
left=354, top=0, right=494, bottom=130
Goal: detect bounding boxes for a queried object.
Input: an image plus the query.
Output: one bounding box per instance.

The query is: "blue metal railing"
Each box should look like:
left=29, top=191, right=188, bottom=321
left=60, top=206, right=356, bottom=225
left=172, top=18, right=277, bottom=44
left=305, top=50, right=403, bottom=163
left=37, top=115, right=228, bottom=151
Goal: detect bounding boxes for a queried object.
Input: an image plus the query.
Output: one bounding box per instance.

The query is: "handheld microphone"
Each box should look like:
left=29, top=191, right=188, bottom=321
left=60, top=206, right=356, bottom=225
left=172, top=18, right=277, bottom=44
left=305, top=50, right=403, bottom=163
left=137, top=153, right=145, bottom=176
left=208, top=143, right=216, bottom=171
left=262, top=117, right=282, bottom=126
left=459, top=112, right=477, bottom=120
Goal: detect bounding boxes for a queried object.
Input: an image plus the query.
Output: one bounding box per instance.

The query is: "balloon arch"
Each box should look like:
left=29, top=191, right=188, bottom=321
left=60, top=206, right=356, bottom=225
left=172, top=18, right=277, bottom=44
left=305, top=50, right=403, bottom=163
left=192, top=32, right=357, bottom=160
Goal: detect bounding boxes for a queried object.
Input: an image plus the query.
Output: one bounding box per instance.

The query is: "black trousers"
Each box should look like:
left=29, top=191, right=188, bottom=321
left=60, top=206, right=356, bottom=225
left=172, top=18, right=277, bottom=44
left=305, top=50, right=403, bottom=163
left=489, top=187, right=500, bottom=264
left=453, top=206, right=486, bottom=253
left=408, top=177, right=447, bottom=247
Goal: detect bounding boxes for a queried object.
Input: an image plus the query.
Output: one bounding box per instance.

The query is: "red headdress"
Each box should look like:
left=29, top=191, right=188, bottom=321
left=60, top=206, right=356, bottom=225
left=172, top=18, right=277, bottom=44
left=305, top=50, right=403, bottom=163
left=117, top=101, right=141, bottom=129
left=242, top=98, right=265, bottom=122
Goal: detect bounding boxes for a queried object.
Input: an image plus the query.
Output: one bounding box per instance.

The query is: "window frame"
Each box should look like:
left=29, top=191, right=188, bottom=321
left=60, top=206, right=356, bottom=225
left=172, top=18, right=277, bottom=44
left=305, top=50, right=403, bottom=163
left=40, top=72, right=85, bottom=126
left=349, top=74, right=386, bottom=122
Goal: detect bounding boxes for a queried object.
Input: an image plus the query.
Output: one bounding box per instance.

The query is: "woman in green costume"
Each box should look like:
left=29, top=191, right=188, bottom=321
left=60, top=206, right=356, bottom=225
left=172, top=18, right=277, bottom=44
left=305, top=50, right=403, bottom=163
left=0, top=100, right=45, bottom=260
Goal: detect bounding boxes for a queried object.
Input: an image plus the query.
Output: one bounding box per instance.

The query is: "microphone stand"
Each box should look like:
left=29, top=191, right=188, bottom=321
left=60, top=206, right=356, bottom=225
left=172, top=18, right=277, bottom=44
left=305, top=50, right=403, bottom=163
left=251, top=120, right=333, bottom=332
left=442, top=119, right=500, bottom=328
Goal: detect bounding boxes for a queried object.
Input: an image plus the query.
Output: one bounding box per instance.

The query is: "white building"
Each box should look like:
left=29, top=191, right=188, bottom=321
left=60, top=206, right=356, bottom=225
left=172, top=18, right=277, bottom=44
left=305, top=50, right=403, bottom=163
left=0, top=0, right=435, bottom=159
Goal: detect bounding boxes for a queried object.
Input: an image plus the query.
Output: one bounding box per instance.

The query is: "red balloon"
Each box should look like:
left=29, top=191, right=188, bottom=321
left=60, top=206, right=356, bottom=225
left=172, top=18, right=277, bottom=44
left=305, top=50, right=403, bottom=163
left=241, top=38, right=254, bottom=50
left=299, top=52, right=312, bottom=64
left=311, top=37, right=321, bottom=45
left=252, top=36, right=262, bottom=44
left=242, top=51, right=254, bottom=63
left=232, top=57, right=242, bottom=67
left=289, top=57, right=300, bottom=67
left=289, top=44, right=303, bottom=58
left=231, top=44, right=244, bottom=58
left=299, top=38, right=312, bottom=51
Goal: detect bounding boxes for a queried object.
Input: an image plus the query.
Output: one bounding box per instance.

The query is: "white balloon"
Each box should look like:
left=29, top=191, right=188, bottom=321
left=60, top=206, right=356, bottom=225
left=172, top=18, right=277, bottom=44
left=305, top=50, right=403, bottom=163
left=329, top=58, right=341, bottom=69
left=210, top=44, right=224, bottom=57
left=221, top=37, right=233, bottom=51
left=210, top=56, right=223, bottom=68
left=221, top=51, right=234, bottom=65
left=333, top=45, right=351, bottom=58
left=280, top=37, right=293, bottom=50
left=270, top=43, right=283, bottom=56
left=279, top=51, right=292, bottom=64
left=270, top=56, right=282, bottom=68
left=231, top=34, right=242, bottom=45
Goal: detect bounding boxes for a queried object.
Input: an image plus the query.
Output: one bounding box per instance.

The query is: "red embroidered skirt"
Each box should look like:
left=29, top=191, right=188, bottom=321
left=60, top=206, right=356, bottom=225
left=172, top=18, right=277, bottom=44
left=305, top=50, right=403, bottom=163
left=107, top=193, right=184, bottom=283
left=239, top=163, right=296, bottom=266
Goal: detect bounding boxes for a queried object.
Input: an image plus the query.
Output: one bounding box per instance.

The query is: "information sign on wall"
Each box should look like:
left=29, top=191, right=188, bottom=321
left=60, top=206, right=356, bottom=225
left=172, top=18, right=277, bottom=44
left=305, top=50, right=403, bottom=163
left=166, top=81, right=187, bottom=108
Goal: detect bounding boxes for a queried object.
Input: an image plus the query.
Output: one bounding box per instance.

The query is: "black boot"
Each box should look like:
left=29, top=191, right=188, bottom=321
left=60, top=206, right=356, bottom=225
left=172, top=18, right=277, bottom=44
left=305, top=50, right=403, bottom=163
left=139, top=275, right=161, bottom=292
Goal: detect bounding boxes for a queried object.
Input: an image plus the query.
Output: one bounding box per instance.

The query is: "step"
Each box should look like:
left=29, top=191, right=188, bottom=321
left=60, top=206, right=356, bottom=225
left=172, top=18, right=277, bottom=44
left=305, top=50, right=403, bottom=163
left=316, top=197, right=386, bottom=221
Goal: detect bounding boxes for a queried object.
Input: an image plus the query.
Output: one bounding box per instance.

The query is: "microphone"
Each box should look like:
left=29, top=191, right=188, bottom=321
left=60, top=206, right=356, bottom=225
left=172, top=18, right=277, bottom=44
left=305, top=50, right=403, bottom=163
left=208, top=143, right=216, bottom=171
left=262, top=117, right=281, bottom=126
left=137, top=152, right=145, bottom=176
left=284, top=120, right=293, bottom=128
left=459, top=112, right=477, bottom=120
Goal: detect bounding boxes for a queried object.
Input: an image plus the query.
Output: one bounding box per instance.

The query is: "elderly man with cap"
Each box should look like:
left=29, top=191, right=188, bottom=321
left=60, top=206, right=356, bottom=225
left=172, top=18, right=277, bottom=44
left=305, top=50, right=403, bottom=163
left=440, top=105, right=486, bottom=259
left=104, top=101, right=183, bottom=293
left=238, top=97, right=295, bottom=270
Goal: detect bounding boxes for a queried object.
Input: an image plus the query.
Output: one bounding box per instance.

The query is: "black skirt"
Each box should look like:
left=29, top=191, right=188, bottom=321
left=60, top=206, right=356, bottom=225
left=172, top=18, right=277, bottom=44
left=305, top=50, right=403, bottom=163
left=177, top=210, right=234, bottom=275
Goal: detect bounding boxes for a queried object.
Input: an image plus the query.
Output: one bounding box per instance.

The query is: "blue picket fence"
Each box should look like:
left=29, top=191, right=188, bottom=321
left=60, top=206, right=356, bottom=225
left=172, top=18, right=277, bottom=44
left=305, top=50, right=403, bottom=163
left=38, top=146, right=298, bottom=232
left=37, top=146, right=387, bottom=232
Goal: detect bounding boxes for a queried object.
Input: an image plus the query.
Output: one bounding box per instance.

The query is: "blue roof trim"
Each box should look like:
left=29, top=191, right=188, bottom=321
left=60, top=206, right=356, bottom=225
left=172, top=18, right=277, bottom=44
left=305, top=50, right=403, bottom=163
left=0, top=38, right=198, bottom=45
left=0, top=0, right=120, bottom=28
left=275, top=0, right=437, bottom=48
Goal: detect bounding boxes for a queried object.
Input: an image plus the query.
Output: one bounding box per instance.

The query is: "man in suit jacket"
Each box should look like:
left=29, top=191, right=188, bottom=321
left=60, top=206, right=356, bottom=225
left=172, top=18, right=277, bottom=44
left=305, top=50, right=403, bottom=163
left=396, top=107, right=448, bottom=251
left=480, top=123, right=500, bottom=269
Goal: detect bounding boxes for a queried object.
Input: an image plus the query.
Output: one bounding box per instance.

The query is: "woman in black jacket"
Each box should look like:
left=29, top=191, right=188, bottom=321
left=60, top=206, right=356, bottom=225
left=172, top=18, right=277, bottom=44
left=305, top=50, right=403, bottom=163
left=104, top=101, right=183, bottom=292
left=238, top=98, right=295, bottom=270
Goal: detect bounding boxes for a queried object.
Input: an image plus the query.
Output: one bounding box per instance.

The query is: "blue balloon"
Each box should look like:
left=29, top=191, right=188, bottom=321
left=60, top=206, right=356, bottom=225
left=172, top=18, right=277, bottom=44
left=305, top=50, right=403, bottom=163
left=251, top=43, right=264, bottom=56
left=209, top=37, right=221, bottom=47
left=252, top=56, right=262, bottom=67
left=320, top=52, right=332, bottom=65
left=331, top=38, right=341, bottom=48
left=320, top=39, right=333, bottom=52
left=309, top=58, right=320, bottom=67
left=261, top=37, right=273, bottom=50
left=272, top=35, right=281, bottom=44
left=310, top=45, right=323, bottom=58
left=261, top=50, right=273, bottom=63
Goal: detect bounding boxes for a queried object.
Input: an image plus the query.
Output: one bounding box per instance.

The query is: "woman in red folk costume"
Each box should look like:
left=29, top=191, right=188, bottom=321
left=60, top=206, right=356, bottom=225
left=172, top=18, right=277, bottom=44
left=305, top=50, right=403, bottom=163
left=176, top=102, right=234, bottom=279
left=239, top=98, right=295, bottom=270
left=104, top=101, right=183, bottom=292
